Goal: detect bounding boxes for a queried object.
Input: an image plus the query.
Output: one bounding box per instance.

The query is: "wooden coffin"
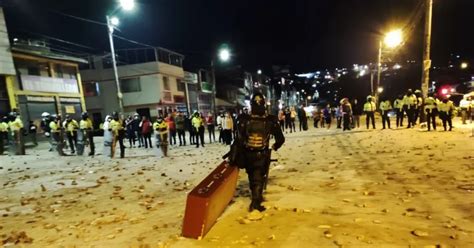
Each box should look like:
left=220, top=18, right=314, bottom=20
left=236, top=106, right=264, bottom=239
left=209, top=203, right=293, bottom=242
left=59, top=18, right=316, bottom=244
left=182, top=161, right=239, bottom=239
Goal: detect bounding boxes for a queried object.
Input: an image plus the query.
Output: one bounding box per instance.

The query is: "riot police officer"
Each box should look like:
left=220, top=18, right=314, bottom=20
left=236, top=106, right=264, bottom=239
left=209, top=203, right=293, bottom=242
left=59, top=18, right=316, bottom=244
left=0, top=116, right=9, bottom=155
left=8, top=111, right=25, bottom=155
left=229, top=92, right=285, bottom=212
left=424, top=92, right=437, bottom=131
left=80, top=112, right=95, bottom=156
left=49, top=114, right=65, bottom=156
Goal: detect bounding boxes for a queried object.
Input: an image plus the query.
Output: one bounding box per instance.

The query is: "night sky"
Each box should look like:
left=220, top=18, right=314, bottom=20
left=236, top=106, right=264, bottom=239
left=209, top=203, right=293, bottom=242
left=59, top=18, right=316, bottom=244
left=2, top=0, right=473, bottom=73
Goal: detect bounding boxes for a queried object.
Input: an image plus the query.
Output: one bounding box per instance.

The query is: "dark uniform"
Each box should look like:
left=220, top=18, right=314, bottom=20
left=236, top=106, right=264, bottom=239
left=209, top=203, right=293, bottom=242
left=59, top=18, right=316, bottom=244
left=0, top=117, right=9, bottom=155
left=80, top=112, right=95, bottom=156
left=229, top=93, right=285, bottom=212
left=424, top=94, right=437, bottom=131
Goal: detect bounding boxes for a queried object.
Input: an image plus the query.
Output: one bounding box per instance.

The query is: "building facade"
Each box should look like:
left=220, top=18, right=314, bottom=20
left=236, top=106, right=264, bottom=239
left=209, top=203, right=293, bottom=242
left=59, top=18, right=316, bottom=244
left=80, top=47, right=185, bottom=122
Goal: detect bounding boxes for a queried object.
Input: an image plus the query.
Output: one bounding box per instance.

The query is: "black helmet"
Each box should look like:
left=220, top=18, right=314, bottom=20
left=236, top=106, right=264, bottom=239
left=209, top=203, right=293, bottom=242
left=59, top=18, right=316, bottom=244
left=112, top=111, right=119, bottom=120
left=81, top=112, right=88, bottom=119
left=250, top=92, right=266, bottom=115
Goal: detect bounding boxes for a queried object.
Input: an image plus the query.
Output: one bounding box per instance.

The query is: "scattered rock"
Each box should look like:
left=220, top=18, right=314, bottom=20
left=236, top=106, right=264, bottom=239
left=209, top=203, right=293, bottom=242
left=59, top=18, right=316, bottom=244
left=412, top=230, right=429, bottom=237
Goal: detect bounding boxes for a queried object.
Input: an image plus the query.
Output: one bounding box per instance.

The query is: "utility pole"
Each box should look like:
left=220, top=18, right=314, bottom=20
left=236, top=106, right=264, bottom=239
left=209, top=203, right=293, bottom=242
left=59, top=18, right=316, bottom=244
left=421, top=0, right=433, bottom=99
left=106, top=16, right=124, bottom=114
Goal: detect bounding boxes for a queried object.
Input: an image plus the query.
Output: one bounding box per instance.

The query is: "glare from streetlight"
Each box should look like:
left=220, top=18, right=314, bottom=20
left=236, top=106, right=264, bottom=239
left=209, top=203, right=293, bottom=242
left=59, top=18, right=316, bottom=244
left=119, top=0, right=135, bottom=11
left=110, top=16, right=120, bottom=26
left=384, top=29, right=403, bottom=48
left=377, top=87, right=384, bottom=93
left=257, top=69, right=262, bottom=75
left=218, top=48, right=230, bottom=62
left=307, top=96, right=312, bottom=100
left=460, top=62, right=468, bottom=69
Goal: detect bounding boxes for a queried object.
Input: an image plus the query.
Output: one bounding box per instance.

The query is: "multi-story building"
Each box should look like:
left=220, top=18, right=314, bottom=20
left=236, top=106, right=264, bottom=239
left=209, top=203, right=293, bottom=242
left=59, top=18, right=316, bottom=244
left=80, top=47, right=185, bottom=122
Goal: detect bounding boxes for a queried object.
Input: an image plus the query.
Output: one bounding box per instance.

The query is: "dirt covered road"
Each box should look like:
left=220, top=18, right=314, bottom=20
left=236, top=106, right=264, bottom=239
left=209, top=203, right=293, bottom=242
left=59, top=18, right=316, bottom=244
left=1, top=123, right=473, bottom=247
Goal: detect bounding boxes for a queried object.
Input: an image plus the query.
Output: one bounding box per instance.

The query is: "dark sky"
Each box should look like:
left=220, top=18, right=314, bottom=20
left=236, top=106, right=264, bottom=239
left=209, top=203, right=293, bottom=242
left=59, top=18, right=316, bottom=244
left=2, top=0, right=473, bottom=73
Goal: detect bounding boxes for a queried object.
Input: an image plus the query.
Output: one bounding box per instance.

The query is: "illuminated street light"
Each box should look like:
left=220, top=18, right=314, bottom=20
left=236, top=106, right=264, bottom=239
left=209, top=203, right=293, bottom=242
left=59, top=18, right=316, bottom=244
left=218, top=48, right=230, bottom=62
left=307, top=96, right=312, bottom=100
left=110, top=16, right=120, bottom=26
left=377, top=87, right=384, bottom=93
left=119, top=0, right=135, bottom=11
left=384, top=29, right=403, bottom=48
left=460, top=62, right=468, bottom=69
left=257, top=69, right=262, bottom=75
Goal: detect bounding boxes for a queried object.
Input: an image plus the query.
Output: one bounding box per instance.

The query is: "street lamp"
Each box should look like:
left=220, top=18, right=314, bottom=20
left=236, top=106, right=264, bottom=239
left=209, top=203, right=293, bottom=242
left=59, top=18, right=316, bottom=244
left=107, top=0, right=135, bottom=114
left=375, top=29, right=403, bottom=104
left=461, top=62, right=468, bottom=69
left=257, top=69, right=262, bottom=75
left=211, top=47, right=231, bottom=115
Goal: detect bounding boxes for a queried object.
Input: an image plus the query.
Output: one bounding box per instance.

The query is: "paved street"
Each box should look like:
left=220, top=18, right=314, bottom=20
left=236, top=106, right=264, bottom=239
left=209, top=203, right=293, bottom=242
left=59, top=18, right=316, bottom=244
left=1, top=120, right=473, bottom=247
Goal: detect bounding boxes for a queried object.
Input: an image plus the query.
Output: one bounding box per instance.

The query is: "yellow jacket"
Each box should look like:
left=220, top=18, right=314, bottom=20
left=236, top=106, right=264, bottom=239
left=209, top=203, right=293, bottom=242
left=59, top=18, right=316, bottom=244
left=109, top=119, right=124, bottom=136
left=153, top=121, right=168, bottom=134
left=49, top=121, right=60, bottom=133
left=363, top=102, right=376, bottom=112
left=192, top=116, right=203, bottom=130
left=394, top=99, right=403, bottom=110
left=8, top=117, right=23, bottom=133
left=65, top=120, right=79, bottom=134
left=424, top=97, right=437, bottom=112
left=438, top=100, right=454, bottom=113
left=403, top=94, right=417, bottom=107
left=80, top=119, right=93, bottom=130
left=379, top=100, right=392, bottom=114
left=0, top=122, right=8, bottom=132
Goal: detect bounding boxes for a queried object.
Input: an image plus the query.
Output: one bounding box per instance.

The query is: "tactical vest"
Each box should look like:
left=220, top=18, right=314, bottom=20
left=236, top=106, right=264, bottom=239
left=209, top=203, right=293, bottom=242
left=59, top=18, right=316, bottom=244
left=243, top=115, right=270, bottom=150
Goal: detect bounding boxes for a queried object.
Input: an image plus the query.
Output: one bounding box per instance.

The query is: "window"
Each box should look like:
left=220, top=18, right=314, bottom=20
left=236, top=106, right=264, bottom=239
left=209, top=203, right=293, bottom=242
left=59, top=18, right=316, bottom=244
left=163, top=76, right=170, bottom=90
left=120, top=77, right=141, bottom=93
left=83, top=82, right=100, bottom=97
left=162, top=91, right=172, bottom=102
left=27, top=66, right=40, bottom=76
left=177, top=80, right=186, bottom=92
left=55, top=64, right=63, bottom=78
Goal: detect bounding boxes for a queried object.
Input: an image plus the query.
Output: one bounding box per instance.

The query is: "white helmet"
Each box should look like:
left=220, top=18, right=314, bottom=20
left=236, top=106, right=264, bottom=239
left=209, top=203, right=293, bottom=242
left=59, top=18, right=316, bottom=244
left=41, top=112, right=50, bottom=118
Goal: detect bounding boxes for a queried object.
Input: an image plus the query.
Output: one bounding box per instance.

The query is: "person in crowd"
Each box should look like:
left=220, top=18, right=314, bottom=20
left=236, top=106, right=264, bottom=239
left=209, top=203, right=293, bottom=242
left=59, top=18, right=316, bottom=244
left=63, top=115, right=79, bottom=154
left=140, top=116, right=153, bottom=148
left=153, top=115, right=169, bottom=157
left=110, top=112, right=125, bottom=158
left=298, top=105, right=307, bottom=131
left=290, top=107, right=297, bottom=132
left=323, top=104, right=332, bottom=129
left=185, top=114, right=195, bottom=145
left=284, top=107, right=292, bottom=133
left=459, top=95, right=471, bottom=125
left=313, top=107, right=321, bottom=128
left=414, top=89, right=423, bottom=125
left=0, top=116, right=8, bottom=155
left=165, top=114, right=177, bottom=146
left=363, top=96, right=376, bottom=129
left=403, top=89, right=417, bottom=128
left=319, top=107, right=325, bottom=128
left=28, top=120, right=38, bottom=146
left=50, top=114, right=65, bottom=156
left=278, top=109, right=285, bottom=132
left=351, top=99, right=362, bottom=129
left=80, top=112, right=95, bottom=156
left=125, top=116, right=135, bottom=148
left=217, top=112, right=224, bottom=143
left=206, top=112, right=216, bottom=143
left=340, top=98, right=352, bottom=131
left=394, top=95, right=404, bottom=128
left=335, top=105, right=342, bottom=129
left=223, top=111, right=234, bottom=145
left=175, top=111, right=186, bottom=146
left=379, top=97, right=392, bottom=129
left=102, top=115, right=113, bottom=157
left=8, top=111, right=25, bottom=155
left=424, top=92, right=437, bottom=131
left=131, top=113, right=143, bottom=148
left=192, top=112, right=205, bottom=148
left=438, top=97, right=454, bottom=131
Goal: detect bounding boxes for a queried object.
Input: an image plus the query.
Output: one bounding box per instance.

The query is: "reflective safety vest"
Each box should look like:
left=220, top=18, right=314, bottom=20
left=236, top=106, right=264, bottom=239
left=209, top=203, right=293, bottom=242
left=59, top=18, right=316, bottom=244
left=363, top=102, right=376, bottom=112
left=8, top=117, right=23, bottom=133
left=417, top=97, right=423, bottom=107
left=379, top=100, right=392, bottom=111
left=80, top=119, right=93, bottom=130
left=424, top=97, right=437, bottom=112
left=192, top=116, right=203, bottom=130
left=394, top=99, right=403, bottom=110
left=65, top=120, right=79, bottom=134
left=49, top=121, right=60, bottom=133
left=153, top=121, right=168, bottom=134
left=403, top=94, right=417, bottom=108
left=0, top=122, right=8, bottom=132
left=438, top=100, right=454, bottom=113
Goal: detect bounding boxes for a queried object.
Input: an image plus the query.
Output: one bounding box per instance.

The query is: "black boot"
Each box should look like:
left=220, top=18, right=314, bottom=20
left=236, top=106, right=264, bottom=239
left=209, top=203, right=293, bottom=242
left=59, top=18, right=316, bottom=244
left=249, top=185, right=266, bottom=212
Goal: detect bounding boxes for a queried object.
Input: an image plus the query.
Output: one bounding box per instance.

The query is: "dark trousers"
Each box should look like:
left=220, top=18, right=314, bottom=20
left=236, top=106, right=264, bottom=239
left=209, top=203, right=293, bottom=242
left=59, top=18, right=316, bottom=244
left=336, top=117, right=342, bottom=128
left=143, top=133, right=152, bottom=148
left=218, top=128, right=224, bottom=143
left=195, top=127, right=205, bottom=147
left=244, top=150, right=270, bottom=210
left=313, top=118, right=319, bottom=128
left=112, top=136, right=125, bottom=158
left=426, top=110, right=437, bottom=131
left=169, top=129, right=176, bottom=145
left=439, top=112, right=452, bottom=131
left=290, top=119, right=296, bottom=132
left=52, top=132, right=65, bottom=156
left=366, top=112, right=375, bottom=129
left=343, top=114, right=351, bottom=131
left=0, top=132, right=4, bottom=155
left=279, top=120, right=285, bottom=132
left=414, top=107, right=421, bottom=125
left=382, top=112, right=391, bottom=129
left=189, top=130, right=195, bottom=144
left=67, top=131, right=77, bottom=153
left=177, top=129, right=186, bottom=145
left=396, top=109, right=404, bottom=127
left=405, top=105, right=416, bottom=127
left=208, top=125, right=215, bottom=143
left=223, top=129, right=232, bottom=145
left=87, top=131, right=95, bottom=155
left=135, top=131, right=143, bottom=147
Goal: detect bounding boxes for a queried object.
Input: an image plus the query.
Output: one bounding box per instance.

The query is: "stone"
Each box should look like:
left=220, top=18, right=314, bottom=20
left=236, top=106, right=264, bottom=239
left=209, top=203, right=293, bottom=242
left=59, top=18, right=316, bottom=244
left=412, top=230, right=429, bottom=237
